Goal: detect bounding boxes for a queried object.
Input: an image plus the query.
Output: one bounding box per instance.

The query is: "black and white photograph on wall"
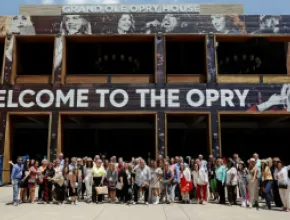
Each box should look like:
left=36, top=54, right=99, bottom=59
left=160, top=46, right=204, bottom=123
left=3, top=15, right=36, bottom=62
left=8, top=15, right=36, bottom=35
left=60, top=15, right=92, bottom=35
left=210, top=15, right=246, bottom=34
left=251, top=15, right=281, bottom=34
left=141, top=14, right=191, bottom=34
left=117, top=14, right=135, bottom=34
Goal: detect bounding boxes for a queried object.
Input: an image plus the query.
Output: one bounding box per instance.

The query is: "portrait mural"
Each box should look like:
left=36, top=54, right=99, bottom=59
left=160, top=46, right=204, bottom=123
left=1, top=14, right=290, bottom=35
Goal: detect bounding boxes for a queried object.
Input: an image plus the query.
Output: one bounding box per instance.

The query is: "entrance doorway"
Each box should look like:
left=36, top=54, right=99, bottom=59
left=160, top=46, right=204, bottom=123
left=3, top=113, right=50, bottom=183
left=165, top=113, right=211, bottom=159
left=219, top=113, right=290, bottom=163
left=59, top=112, right=157, bottom=161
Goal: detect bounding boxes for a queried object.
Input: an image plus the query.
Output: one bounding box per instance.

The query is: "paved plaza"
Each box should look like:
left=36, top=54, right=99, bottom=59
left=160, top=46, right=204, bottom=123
left=0, top=185, right=289, bottom=220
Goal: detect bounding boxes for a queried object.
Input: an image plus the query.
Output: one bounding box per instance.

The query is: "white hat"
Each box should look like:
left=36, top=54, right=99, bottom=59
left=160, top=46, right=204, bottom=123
left=248, top=158, right=256, bottom=163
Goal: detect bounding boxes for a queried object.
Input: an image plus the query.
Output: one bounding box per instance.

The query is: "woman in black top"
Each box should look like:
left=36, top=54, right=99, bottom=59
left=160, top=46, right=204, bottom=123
left=118, top=163, right=130, bottom=203
left=20, top=159, right=30, bottom=203
left=43, top=163, right=55, bottom=203
left=62, top=166, right=70, bottom=202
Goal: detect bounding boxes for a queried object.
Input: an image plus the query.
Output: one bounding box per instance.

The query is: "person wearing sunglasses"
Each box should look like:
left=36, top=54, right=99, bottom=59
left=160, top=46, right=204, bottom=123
left=11, top=156, right=23, bottom=206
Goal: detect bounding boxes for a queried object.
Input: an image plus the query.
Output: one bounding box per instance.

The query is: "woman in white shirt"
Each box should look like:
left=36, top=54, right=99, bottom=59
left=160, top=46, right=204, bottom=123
left=149, top=160, right=163, bottom=204
left=192, top=163, right=208, bottom=204
left=226, top=161, right=238, bottom=205
left=179, top=162, right=192, bottom=204
left=276, top=161, right=290, bottom=211
left=84, top=158, right=94, bottom=203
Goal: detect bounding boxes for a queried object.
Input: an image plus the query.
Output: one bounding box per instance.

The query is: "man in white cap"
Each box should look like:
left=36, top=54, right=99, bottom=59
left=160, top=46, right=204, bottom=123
left=58, top=153, right=64, bottom=169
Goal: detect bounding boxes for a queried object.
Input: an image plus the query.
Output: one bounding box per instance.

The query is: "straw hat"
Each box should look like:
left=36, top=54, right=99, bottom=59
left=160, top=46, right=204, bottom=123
left=248, top=158, right=256, bottom=163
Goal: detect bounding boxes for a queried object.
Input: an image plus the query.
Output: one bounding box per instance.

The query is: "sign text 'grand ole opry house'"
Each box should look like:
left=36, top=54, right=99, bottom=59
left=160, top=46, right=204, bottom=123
left=1, top=3, right=290, bottom=183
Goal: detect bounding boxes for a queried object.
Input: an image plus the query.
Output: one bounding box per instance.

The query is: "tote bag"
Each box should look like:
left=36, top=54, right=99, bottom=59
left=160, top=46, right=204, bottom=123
left=95, top=186, right=108, bottom=195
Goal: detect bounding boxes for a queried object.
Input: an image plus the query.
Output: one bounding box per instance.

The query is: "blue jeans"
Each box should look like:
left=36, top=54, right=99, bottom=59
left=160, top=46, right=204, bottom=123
left=12, top=179, right=21, bottom=203
left=264, top=180, right=273, bottom=207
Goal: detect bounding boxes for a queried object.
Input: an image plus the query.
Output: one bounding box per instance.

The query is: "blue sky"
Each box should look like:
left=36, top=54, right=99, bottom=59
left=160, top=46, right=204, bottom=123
left=0, top=0, right=290, bottom=15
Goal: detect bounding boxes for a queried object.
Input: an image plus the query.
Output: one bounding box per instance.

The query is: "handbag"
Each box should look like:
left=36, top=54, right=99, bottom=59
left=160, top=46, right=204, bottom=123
left=278, top=184, right=288, bottom=189
left=95, top=186, right=108, bottom=195
left=28, top=179, right=36, bottom=184
left=116, top=182, right=123, bottom=190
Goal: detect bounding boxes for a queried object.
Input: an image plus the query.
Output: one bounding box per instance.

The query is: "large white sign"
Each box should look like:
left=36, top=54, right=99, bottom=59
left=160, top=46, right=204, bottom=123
left=0, top=89, right=249, bottom=109
left=61, top=4, right=201, bottom=14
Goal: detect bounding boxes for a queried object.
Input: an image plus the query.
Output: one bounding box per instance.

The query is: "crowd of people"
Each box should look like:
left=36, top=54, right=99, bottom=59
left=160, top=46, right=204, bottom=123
left=218, top=54, right=262, bottom=74
left=9, top=153, right=290, bottom=212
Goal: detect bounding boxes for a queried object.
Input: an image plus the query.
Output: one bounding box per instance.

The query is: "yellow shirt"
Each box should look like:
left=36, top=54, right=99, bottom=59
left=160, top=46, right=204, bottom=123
left=92, top=165, right=106, bottom=177
left=263, top=167, right=273, bottom=181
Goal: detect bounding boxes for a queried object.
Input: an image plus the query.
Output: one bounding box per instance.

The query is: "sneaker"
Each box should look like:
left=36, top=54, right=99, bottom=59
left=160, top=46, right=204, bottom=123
left=145, top=202, right=149, bottom=205
left=249, top=203, right=253, bottom=208
left=154, top=197, right=159, bottom=205
left=37, top=200, right=45, bottom=204
left=13, top=202, right=18, bottom=206
left=132, top=202, right=136, bottom=205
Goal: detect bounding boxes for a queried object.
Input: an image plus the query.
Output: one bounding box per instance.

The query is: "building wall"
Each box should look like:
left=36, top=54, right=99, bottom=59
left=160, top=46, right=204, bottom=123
left=1, top=13, right=290, bottom=183
left=19, top=4, right=244, bottom=16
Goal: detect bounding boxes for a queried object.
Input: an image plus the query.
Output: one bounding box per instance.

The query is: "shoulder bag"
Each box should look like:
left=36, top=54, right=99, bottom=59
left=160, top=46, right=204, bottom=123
left=116, top=182, right=123, bottom=190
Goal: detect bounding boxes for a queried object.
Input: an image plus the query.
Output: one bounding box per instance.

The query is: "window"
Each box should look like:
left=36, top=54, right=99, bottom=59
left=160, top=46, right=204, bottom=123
left=12, top=36, right=55, bottom=84
left=64, top=35, right=155, bottom=83
left=216, top=36, right=290, bottom=83
left=166, top=35, right=206, bottom=83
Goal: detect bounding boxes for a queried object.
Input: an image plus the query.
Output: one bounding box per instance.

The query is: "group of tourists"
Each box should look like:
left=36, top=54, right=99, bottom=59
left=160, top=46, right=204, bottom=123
left=9, top=153, right=290, bottom=212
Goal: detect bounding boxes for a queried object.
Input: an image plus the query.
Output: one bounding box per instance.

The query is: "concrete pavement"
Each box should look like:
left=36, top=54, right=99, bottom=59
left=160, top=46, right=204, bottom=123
left=0, top=185, right=289, bottom=220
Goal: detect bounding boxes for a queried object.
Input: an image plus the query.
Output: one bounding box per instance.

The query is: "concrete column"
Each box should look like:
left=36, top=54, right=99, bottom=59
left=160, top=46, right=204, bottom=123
left=0, top=111, right=7, bottom=185
left=210, top=111, right=221, bottom=158
left=157, top=112, right=165, bottom=159
left=156, top=35, right=165, bottom=84
left=206, top=35, right=217, bottom=83
left=48, top=112, right=59, bottom=161
left=2, top=35, right=14, bottom=85
left=53, top=35, right=63, bottom=83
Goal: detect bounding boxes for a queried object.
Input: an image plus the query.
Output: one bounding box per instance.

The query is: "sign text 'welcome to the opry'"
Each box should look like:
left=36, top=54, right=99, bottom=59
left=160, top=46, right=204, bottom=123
left=0, top=88, right=249, bottom=108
